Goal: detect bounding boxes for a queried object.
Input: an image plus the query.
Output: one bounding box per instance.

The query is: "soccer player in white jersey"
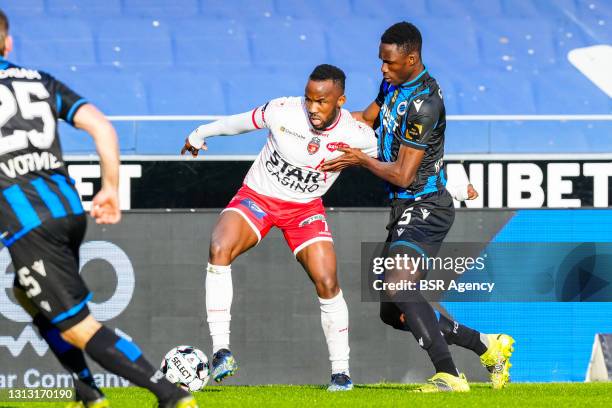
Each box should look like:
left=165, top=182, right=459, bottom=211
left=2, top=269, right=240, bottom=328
left=180, top=65, right=377, bottom=391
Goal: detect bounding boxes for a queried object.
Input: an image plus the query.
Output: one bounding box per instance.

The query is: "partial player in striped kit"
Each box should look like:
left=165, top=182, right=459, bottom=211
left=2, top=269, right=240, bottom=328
left=0, top=10, right=196, bottom=408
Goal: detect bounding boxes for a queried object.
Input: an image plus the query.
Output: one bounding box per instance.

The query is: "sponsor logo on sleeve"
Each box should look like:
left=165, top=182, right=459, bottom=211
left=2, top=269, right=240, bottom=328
left=405, top=121, right=423, bottom=140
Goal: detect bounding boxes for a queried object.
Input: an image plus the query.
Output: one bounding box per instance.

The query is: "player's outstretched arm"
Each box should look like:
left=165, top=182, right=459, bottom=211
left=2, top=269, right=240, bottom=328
left=320, top=143, right=422, bottom=187
left=73, top=104, right=121, bottom=224
left=181, top=110, right=260, bottom=157
left=324, top=144, right=425, bottom=187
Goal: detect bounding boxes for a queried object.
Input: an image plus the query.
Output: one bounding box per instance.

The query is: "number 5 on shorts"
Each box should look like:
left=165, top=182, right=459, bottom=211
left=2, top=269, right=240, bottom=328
left=17, top=266, right=42, bottom=298
left=398, top=208, right=412, bottom=225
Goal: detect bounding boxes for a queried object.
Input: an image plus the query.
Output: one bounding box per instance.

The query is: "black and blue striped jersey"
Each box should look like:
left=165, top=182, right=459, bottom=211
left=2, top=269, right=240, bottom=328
left=375, top=68, right=447, bottom=199
left=0, top=57, right=87, bottom=247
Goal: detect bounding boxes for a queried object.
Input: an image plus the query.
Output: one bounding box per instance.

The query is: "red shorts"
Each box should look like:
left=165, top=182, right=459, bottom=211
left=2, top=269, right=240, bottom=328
left=222, top=184, right=333, bottom=255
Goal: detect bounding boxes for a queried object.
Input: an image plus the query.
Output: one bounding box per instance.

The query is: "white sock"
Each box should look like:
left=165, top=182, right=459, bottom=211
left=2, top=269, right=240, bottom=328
left=206, top=263, right=232, bottom=354
left=319, top=290, right=350, bottom=375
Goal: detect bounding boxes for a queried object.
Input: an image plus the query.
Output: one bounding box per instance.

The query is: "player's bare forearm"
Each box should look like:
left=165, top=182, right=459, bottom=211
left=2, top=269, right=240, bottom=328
left=352, top=101, right=380, bottom=128
left=362, top=145, right=425, bottom=188
left=359, top=155, right=416, bottom=188
left=73, top=104, right=120, bottom=191
left=322, top=144, right=423, bottom=188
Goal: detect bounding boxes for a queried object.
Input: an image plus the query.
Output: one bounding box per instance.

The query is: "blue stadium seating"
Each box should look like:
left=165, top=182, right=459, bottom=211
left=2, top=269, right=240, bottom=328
left=343, top=70, right=381, bottom=111
left=145, top=70, right=225, bottom=115
left=97, top=19, right=173, bottom=68
left=1, top=0, right=610, bottom=154
left=418, top=18, right=481, bottom=72
left=123, top=0, right=200, bottom=17
left=327, top=18, right=392, bottom=72
left=0, top=0, right=45, bottom=17
left=46, top=0, right=122, bottom=17
left=451, top=69, right=539, bottom=115
left=275, top=0, right=353, bottom=19
left=200, top=0, right=276, bottom=19
left=427, top=0, right=503, bottom=17
left=16, top=19, right=95, bottom=70
left=224, top=72, right=303, bottom=113
left=249, top=19, right=327, bottom=69
left=55, top=69, right=149, bottom=115
left=352, top=0, right=428, bottom=18
left=533, top=69, right=612, bottom=114
left=478, top=19, right=559, bottom=72
left=172, top=20, right=250, bottom=70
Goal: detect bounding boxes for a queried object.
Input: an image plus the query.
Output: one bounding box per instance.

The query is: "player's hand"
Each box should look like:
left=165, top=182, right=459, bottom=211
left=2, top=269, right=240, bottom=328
left=90, top=188, right=121, bottom=224
left=320, top=147, right=367, bottom=172
left=180, top=137, right=208, bottom=158
left=466, top=184, right=479, bottom=200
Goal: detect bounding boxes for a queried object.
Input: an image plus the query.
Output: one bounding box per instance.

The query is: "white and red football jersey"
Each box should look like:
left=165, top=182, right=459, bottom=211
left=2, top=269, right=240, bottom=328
left=243, top=96, right=377, bottom=203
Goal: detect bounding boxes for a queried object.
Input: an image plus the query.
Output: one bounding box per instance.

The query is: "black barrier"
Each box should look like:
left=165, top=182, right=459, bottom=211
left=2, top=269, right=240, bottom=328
left=64, top=158, right=612, bottom=209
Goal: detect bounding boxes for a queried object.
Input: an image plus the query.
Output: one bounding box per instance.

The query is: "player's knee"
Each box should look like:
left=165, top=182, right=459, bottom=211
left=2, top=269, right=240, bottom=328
left=209, top=239, right=234, bottom=264
left=379, top=306, right=408, bottom=331
left=438, top=314, right=455, bottom=344
left=60, top=315, right=102, bottom=350
left=314, top=276, right=339, bottom=299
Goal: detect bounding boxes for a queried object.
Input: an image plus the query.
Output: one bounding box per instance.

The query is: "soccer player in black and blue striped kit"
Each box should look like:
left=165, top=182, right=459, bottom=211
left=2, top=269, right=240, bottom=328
left=322, top=22, right=514, bottom=392
left=0, top=10, right=196, bottom=408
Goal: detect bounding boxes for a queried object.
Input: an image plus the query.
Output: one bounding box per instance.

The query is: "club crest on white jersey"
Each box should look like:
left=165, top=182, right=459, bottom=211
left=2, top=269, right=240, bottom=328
left=243, top=96, right=377, bottom=203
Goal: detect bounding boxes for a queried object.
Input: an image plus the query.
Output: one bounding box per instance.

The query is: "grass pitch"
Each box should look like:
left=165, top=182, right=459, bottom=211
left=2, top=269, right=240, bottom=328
left=5, top=382, right=612, bottom=408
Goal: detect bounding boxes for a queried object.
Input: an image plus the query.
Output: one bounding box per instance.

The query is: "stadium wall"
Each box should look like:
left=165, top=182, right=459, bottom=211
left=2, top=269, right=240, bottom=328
left=1, top=209, right=611, bottom=386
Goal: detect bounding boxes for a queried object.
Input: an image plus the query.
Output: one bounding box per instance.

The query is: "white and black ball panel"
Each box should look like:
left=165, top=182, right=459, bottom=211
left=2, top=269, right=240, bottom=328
left=160, top=345, right=210, bottom=391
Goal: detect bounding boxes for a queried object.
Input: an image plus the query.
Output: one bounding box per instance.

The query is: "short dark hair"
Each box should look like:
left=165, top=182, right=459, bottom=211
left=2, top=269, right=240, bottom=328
left=309, top=64, right=346, bottom=92
left=0, top=10, right=9, bottom=56
left=381, top=22, right=422, bottom=56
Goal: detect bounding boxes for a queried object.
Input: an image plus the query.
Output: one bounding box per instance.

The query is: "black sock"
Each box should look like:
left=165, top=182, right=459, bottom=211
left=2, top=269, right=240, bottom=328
left=393, top=295, right=459, bottom=376
left=379, top=301, right=411, bottom=331
left=32, top=314, right=103, bottom=402
left=439, top=314, right=488, bottom=356
left=84, top=326, right=185, bottom=403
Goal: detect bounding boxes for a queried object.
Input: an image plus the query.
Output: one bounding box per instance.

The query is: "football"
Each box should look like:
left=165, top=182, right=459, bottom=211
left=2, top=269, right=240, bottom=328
left=160, top=345, right=210, bottom=391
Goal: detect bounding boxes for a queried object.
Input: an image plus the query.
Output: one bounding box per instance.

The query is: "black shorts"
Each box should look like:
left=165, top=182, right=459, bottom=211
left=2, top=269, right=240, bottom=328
left=385, top=189, right=455, bottom=256
left=379, top=189, right=455, bottom=308
left=9, top=214, right=90, bottom=331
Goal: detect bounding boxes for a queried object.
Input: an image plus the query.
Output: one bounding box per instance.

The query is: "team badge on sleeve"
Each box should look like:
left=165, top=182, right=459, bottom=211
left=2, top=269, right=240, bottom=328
left=405, top=121, right=423, bottom=140
left=307, top=136, right=321, bottom=155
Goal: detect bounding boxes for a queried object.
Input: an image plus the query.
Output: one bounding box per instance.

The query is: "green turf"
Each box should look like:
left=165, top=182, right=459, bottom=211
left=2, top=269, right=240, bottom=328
left=4, top=383, right=612, bottom=408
